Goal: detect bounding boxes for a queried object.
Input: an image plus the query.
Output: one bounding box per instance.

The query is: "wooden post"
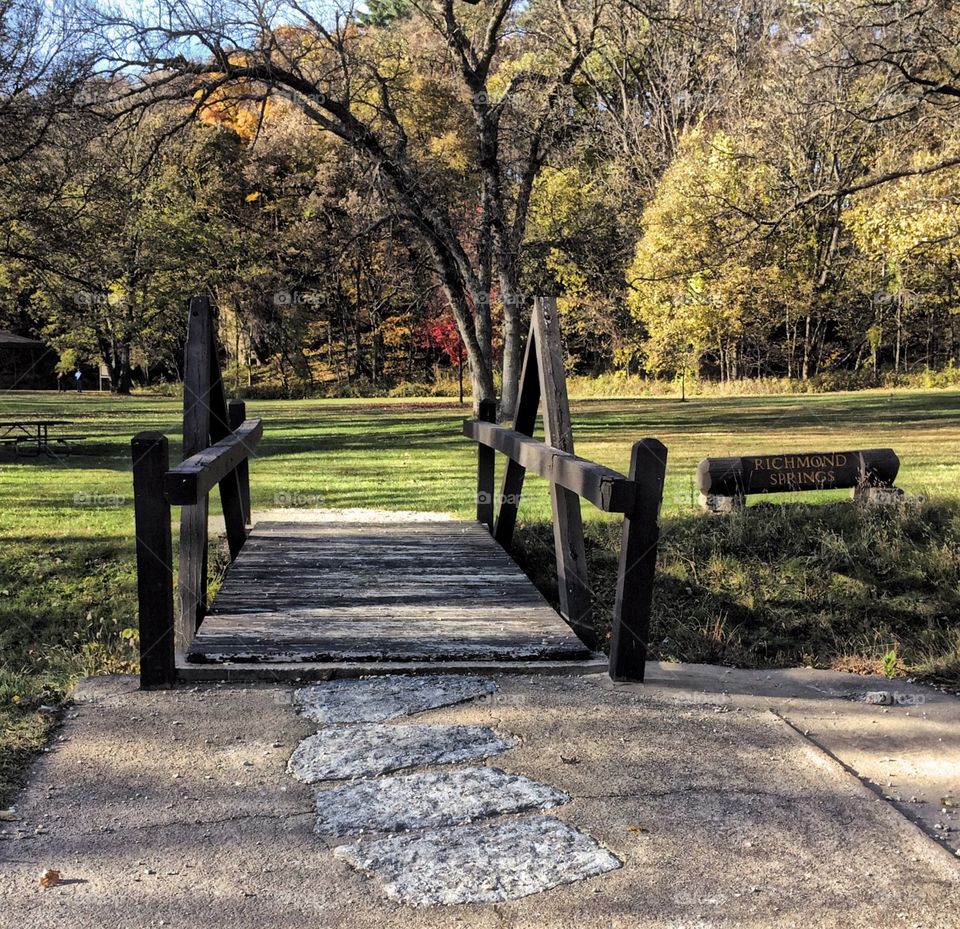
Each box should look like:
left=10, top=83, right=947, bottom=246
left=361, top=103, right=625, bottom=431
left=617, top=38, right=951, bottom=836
left=494, top=315, right=541, bottom=549
left=535, top=297, right=595, bottom=649
left=179, top=296, right=212, bottom=647
left=476, top=399, right=496, bottom=531
left=132, top=432, right=176, bottom=688
left=229, top=399, right=251, bottom=526
left=609, top=438, right=668, bottom=683
left=208, top=335, right=247, bottom=560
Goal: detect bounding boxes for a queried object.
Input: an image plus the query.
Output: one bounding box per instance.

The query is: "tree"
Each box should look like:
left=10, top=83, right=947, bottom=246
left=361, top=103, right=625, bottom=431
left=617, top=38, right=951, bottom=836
left=33, top=105, right=249, bottom=392
left=94, top=0, right=605, bottom=417
left=418, top=308, right=466, bottom=402
left=0, top=0, right=101, bottom=335
left=627, top=129, right=791, bottom=381
left=846, top=135, right=960, bottom=373
left=6, top=0, right=960, bottom=394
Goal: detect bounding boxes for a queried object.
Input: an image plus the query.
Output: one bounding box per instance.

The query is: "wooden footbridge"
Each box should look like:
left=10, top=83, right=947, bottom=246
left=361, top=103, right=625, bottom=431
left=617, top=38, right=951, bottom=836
left=132, top=297, right=667, bottom=688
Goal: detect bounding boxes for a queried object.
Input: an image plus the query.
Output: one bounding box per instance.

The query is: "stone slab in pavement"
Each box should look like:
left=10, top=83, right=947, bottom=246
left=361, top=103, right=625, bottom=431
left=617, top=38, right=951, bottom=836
left=0, top=670, right=957, bottom=928
left=313, top=766, right=569, bottom=836
left=293, top=675, right=496, bottom=724
left=334, top=815, right=621, bottom=906
left=287, top=723, right=512, bottom=783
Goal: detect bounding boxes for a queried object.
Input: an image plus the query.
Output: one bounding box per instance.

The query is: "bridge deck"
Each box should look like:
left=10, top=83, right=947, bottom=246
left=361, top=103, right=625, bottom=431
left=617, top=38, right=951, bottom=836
left=183, top=512, right=598, bottom=677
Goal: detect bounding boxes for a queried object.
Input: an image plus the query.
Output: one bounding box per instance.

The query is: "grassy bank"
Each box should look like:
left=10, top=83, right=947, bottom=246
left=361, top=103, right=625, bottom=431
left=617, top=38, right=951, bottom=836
left=515, top=502, right=960, bottom=684
left=1, top=387, right=959, bottom=802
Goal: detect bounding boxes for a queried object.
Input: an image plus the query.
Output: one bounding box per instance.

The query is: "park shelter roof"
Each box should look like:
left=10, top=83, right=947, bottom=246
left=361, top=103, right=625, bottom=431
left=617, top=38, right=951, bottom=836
left=0, top=330, right=44, bottom=348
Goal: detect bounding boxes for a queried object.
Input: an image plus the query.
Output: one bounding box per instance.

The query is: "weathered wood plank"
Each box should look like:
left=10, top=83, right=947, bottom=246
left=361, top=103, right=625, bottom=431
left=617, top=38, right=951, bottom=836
left=535, top=296, right=594, bottom=649
left=494, top=316, right=540, bottom=547
left=229, top=399, right=252, bottom=525
left=609, top=438, right=668, bottom=683
left=187, top=514, right=591, bottom=666
left=164, top=418, right=263, bottom=505
left=176, top=657, right=608, bottom=683
left=208, top=345, right=247, bottom=560
left=187, top=613, right=589, bottom=663
left=463, top=421, right=636, bottom=513
left=476, top=399, right=496, bottom=531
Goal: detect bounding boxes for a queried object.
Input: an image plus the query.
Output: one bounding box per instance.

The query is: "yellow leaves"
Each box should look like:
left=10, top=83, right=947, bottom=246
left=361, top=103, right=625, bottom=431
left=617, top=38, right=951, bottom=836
left=245, top=191, right=262, bottom=203
left=846, top=133, right=960, bottom=265
left=196, top=75, right=315, bottom=143
left=530, top=166, right=596, bottom=228
left=489, top=50, right=551, bottom=92
left=427, top=131, right=468, bottom=171
left=548, top=249, right=587, bottom=294
left=381, top=313, right=413, bottom=347
left=107, top=283, right=128, bottom=309
left=627, top=126, right=800, bottom=375
left=527, top=165, right=615, bottom=298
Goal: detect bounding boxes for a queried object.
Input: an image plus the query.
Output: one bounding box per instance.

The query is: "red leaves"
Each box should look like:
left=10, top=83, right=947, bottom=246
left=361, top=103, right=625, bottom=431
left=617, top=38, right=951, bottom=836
left=417, top=311, right=464, bottom=366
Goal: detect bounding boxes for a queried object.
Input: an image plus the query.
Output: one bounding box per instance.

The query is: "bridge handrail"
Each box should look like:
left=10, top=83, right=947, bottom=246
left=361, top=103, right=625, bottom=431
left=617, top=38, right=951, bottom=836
left=131, top=296, right=260, bottom=689
left=462, top=403, right=667, bottom=684
left=462, top=419, right=636, bottom=514
left=460, top=298, right=667, bottom=684
left=164, top=417, right=263, bottom=505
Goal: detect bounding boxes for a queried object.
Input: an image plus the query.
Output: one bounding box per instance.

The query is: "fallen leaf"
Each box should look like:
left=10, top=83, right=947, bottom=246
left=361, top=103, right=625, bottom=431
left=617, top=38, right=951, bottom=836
left=0, top=810, right=19, bottom=821
left=627, top=825, right=649, bottom=834
left=559, top=755, right=580, bottom=765
left=40, top=869, right=61, bottom=888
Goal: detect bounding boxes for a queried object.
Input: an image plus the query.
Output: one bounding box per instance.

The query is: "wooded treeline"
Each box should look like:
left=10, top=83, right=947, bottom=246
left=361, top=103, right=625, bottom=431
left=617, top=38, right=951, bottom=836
left=2, top=0, right=960, bottom=402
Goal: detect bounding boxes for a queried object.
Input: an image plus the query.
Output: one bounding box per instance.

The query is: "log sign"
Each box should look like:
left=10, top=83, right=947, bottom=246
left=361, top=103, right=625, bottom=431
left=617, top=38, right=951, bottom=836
left=697, top=448, right=901, bottom=512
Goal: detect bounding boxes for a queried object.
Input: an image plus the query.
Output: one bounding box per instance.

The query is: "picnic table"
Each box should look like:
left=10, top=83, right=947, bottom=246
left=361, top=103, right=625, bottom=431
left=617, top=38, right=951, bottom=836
left=0, top=420, right=83, bottom=457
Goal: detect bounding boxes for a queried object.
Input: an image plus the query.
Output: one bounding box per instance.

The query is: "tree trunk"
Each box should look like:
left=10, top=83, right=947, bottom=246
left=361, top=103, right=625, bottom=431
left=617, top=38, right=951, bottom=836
left=235, top=311, right=242, bottom=392
left=788, top=325, right=795, bottom=379
left=895, top=294, right=902, bottom=374
left=427, top=241, right=494, bottom=412
left=802, top=314, right=813, bottom=380
left=498, top=267, right=523, bottom=421
left=101, top=338, right=132, bottom=394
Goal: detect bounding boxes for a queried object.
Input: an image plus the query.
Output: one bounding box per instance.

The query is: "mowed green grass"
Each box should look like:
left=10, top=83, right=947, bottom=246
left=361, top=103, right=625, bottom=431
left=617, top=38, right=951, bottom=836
left=1, top=387, right=959, bottom=803
left=3, top=387, right=958, bottom=521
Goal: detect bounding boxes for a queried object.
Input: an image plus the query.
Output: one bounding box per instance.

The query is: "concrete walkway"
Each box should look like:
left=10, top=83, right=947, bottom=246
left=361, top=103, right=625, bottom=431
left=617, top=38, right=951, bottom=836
left=632, top=662, right=960, bottom=858
left=1, top=665, right=958, bottom=928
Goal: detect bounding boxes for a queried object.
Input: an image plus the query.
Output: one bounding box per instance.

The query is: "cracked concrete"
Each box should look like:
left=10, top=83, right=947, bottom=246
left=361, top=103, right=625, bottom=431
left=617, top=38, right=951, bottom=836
left=0, top=669, right=957, bottom=928
left=622, top=661, right=960, bottom=857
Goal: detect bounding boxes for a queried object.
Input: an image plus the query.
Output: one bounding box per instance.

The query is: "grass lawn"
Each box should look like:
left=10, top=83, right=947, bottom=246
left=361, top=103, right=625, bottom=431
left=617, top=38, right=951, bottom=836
left=1, top=387, right=959, bottom=802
